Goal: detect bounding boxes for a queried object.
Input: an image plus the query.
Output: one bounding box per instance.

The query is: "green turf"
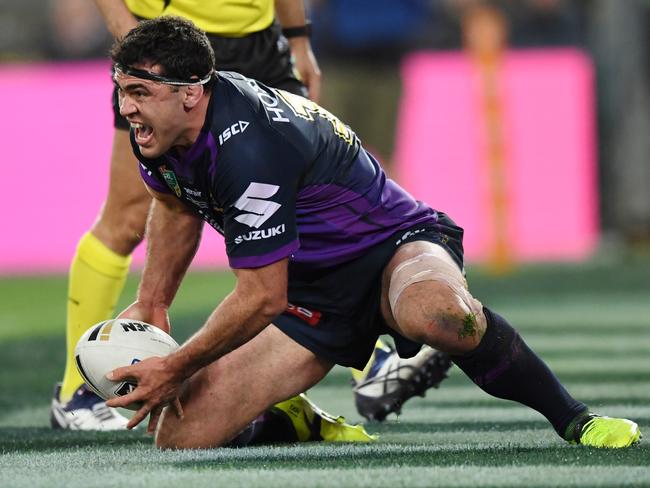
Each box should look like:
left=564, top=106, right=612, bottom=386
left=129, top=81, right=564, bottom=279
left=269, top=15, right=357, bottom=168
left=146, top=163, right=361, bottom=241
left=1, top=258, right=649, bottom=487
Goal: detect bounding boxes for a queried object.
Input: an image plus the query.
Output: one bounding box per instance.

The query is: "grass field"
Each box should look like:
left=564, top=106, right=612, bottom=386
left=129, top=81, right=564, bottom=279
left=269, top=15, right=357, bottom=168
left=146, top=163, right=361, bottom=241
left=1, top=258, right=649, bottom=487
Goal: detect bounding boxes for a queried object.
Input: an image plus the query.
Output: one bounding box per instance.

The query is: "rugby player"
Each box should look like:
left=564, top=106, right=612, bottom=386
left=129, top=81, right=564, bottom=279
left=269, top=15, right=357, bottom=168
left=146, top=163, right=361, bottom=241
left=108, top=16, right=640, bottom=450
left=53, top=0, right=448, bottom=433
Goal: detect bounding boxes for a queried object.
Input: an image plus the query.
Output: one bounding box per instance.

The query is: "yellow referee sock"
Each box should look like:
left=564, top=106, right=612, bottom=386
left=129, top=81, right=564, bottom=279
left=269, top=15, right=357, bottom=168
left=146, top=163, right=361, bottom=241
left=350, top=338, right=389, bottom=383
left=60, top=232, right=132, bottom=403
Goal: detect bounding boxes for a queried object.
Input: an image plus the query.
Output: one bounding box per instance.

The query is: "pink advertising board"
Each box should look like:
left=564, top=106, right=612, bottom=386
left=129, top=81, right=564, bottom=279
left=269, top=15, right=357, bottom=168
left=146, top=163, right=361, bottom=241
left=0, top=61, right=228, bottom=274
left=395, top=49, right=598, bottom=262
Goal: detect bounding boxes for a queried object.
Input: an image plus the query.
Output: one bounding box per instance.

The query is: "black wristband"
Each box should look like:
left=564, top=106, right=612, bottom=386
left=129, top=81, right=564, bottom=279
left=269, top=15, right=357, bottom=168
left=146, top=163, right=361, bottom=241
left=282, top=21, right=311, bottom=38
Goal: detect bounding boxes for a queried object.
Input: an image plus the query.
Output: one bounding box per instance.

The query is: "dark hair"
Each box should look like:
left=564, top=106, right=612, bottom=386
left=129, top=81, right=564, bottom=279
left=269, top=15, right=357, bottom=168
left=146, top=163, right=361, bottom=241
left=111, top=16, right=215, bottom=86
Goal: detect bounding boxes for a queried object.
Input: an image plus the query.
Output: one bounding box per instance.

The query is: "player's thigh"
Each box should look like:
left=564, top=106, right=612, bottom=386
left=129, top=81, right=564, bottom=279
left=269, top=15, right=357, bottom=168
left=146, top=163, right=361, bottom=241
left=380, top=240, right=486, bottom=354
left=155, top=324, right=333, bottom=449
left=91, top=129, right=152, bottom=253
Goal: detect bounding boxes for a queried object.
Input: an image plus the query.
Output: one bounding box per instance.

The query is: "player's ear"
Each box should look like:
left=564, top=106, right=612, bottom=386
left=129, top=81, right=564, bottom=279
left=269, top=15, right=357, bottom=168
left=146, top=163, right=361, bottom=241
left=183, top=85, right=204, bottom=108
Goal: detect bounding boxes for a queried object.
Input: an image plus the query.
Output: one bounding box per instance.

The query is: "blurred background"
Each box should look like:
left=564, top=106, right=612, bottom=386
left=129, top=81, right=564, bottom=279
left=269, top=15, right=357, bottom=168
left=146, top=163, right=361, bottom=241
left=0, top=0, right=649, bottom=274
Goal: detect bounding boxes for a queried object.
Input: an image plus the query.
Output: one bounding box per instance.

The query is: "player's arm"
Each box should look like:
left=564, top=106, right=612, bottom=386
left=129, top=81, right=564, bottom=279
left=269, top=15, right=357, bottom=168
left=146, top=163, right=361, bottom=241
left=108, top=177, right=291, bottom=430
left=138, top=189, right=203, bottom=309
left=107, top=187, right=206, bottom=430
left=138, top=179, right=290, bottom=368
left=141, top=258, right=289, bottom=432
left=168, top=259, right=288, bottom=375
left=94, top=0, right=138, bottom=39
left=109, top=256, right=288, bottom=430
left=119, top=188, right=203, bottom=334
left=274, top=0, right=321, bottom=102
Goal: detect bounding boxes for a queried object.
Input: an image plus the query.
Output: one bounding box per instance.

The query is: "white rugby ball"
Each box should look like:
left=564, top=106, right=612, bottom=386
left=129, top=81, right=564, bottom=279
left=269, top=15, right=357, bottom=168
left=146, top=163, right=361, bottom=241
left=74, top=318, right=179, bottom=410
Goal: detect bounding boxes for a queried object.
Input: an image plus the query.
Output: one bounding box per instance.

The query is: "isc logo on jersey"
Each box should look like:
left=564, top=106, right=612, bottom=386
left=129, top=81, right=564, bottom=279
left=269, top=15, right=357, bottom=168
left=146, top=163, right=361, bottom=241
left=218, top=121, right=249, bottom=145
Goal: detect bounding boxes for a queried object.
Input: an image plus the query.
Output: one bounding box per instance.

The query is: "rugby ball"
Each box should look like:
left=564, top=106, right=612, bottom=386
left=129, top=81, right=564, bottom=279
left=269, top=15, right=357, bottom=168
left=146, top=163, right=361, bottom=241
left=74, top=319, right=179, bottom=410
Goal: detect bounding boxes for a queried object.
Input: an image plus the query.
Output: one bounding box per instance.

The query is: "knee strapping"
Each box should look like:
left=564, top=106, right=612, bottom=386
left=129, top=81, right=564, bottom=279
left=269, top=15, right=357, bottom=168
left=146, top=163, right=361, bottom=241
left=388, top=251, right=475, bottom=317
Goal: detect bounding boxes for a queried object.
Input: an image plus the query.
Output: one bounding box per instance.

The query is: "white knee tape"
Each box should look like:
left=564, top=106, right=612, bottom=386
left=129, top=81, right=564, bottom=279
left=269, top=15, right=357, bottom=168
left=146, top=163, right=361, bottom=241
left=388, top=252, right=473, bottom=316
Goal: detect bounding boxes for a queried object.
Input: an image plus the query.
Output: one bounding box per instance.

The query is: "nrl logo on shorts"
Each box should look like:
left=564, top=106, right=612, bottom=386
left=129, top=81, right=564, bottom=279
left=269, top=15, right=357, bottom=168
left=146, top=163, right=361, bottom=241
left=159, top=165, right=182, bottom=197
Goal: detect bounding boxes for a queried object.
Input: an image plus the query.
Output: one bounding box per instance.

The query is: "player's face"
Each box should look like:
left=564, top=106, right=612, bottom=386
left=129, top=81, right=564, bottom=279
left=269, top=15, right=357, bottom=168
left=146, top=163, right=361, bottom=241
left=114, top=64, right=190, bottom=158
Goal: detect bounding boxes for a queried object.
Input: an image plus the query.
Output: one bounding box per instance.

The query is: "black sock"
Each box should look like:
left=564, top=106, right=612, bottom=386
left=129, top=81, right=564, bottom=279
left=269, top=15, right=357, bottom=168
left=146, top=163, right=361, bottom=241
left=226, top=410, right=299, bottom=447
left=451, top=307, right=588, bottom=439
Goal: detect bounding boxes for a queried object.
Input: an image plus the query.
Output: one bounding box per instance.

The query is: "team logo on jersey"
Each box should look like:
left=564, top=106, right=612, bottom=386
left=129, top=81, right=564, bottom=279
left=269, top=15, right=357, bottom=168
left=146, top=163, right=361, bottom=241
left=218, top=121, right=249, bottom=145
left=159, top=166, right=181, bottom=197
left=233, top=182, right=282, bottom=228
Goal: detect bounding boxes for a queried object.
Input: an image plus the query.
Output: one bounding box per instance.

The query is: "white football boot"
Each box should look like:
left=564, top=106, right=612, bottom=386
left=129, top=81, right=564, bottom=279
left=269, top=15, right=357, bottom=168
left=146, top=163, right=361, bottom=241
left=50, top=383, right=129, bottom=431
left=353, top=344, right=453, bottom=421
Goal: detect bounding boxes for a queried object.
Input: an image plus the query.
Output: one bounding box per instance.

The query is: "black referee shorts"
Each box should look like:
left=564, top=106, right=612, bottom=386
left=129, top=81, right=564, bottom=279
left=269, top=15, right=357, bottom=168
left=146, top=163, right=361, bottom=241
left=273, top=213, right=465, bottom=369
left=112, top=21, right=306, bottom=129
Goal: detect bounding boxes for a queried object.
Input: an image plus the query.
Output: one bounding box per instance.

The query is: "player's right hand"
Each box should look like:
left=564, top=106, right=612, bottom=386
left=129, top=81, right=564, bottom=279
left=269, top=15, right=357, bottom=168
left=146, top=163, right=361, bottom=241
left=106, top=355, right=184, bottom=430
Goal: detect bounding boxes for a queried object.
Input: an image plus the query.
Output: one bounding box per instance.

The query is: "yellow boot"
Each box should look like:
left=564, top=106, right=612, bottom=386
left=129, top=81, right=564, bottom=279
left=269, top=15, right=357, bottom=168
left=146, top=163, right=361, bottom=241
left=271, top=394, right=377, bottom=443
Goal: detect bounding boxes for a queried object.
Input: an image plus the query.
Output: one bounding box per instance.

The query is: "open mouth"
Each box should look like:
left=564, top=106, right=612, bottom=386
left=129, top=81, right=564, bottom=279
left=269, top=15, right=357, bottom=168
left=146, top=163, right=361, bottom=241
left=130, top=122, right=154, bottom=146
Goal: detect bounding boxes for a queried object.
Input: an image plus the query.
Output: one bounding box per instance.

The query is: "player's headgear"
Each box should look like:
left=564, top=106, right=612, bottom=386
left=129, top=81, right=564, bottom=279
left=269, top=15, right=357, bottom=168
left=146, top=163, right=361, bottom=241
left=113, top=64, right=215, bottom=87
left=111, top=16, right=216, bottom=90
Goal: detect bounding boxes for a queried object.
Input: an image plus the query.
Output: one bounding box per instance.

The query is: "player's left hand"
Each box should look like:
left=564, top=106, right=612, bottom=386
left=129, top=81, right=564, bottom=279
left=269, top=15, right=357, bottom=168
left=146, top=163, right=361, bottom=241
left=118, top=301, right=171, bottom=335
left=105, top=356, right=184, bottom=432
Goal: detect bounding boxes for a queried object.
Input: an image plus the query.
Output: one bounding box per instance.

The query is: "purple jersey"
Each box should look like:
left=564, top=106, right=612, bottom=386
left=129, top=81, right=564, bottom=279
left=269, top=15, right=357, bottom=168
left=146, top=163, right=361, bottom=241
left=135, top=72, right=438, bottom=270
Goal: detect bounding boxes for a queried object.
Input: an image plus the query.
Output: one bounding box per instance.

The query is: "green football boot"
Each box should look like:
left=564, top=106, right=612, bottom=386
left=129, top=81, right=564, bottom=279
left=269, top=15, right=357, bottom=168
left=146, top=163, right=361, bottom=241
left=567, top=413, right=641, bottom=448
left=271, top=393, right=377, bottom=443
